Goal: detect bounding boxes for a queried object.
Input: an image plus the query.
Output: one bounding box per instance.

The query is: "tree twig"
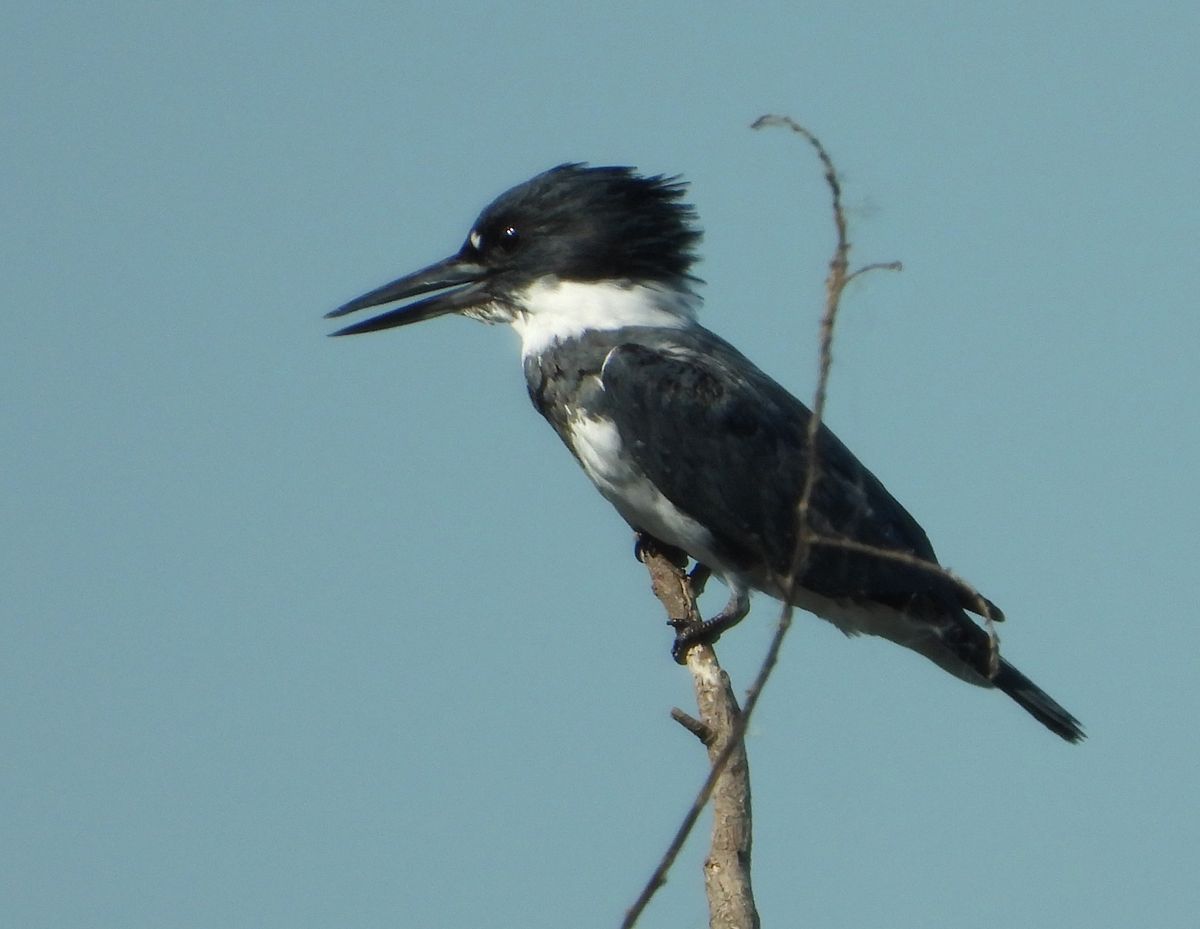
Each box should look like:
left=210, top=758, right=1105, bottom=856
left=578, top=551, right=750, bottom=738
left=751, top=115, right=1001, bottom=666
left=624, top=117, right=911, bottom=928
left=625, top=540, right=759, bottom=929
left=750, top=114, right=902, bottom=599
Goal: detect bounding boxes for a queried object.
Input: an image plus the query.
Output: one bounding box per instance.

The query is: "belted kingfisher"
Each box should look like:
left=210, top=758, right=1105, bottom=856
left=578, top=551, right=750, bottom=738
left=328, top=163, right=1083, bottom=743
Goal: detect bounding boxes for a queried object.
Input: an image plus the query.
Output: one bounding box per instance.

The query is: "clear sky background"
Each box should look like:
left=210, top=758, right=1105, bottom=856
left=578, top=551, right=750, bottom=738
left=4, top=3, right=1197, bottom=927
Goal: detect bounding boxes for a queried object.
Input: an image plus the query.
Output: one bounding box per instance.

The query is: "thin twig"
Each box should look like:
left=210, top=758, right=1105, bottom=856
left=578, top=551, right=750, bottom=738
left=625, top=543, right=759, bottom=929
left=801, top=533, right=1003, bottom=620
left=750, top=114, right=902, bottom=599
left=846, top=260, right=904, bottom=285
left=670, top=708, right=713, bottom=744
left=753, top=115, right=997, bottom=654
left=625, top=117, right=957, bottom=927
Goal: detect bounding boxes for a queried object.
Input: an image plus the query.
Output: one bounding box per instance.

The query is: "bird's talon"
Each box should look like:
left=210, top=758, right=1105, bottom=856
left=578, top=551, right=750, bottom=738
left=669, top=618, right=718, bottom=663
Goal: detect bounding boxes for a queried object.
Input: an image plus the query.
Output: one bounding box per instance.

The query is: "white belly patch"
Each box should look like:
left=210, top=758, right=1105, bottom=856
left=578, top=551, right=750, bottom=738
left=567, top=415, right=721, bottom=569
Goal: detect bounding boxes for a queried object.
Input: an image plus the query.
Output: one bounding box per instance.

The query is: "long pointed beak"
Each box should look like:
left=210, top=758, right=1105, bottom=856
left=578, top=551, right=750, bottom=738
left=326, top=253, right=490, bottom=336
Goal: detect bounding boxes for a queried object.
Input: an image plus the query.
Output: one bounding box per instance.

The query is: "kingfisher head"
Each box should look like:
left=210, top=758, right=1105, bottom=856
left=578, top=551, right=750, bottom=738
left=327, top=163, right=703, bottom=338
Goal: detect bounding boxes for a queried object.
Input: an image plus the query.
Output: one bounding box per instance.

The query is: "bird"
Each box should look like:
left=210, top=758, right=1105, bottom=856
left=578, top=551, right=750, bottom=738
left=327, top=163, right=1083, bottom=743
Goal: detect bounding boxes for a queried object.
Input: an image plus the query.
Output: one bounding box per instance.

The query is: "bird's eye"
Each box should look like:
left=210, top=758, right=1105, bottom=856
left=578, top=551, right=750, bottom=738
left=497, top=225, right=520, bottom=253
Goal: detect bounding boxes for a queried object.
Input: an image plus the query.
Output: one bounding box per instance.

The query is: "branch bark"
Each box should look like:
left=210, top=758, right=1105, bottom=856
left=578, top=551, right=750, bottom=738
left=623, top=117, right=906, bottom=928
left=635, top=540, right=760, bottom=929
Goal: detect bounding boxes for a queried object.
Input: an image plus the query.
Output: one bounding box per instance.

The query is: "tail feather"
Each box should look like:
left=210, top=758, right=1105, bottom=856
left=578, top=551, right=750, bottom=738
left=994, top=659, right=1084, bottom=743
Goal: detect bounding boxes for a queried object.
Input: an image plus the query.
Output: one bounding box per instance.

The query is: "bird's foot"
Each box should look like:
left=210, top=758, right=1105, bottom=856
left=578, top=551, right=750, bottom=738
left=634, top=531, right=688, bottom=568
left=669, top=588, right=750, bottom=664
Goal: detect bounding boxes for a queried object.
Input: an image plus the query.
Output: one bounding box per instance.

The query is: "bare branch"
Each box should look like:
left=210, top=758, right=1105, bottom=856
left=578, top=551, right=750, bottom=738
left=752, top=117, right=1001, bottom=672
left=751, top=115, right=903, bottom=600
left=670, top=707, right=713, bottom=745
left=625, top=117, right=954, bottom=927
left=625, top=542, right=759, bottom=929
left=846, top=260, right=904, bottom=285
left=752, top=114, right=1000, bottom=681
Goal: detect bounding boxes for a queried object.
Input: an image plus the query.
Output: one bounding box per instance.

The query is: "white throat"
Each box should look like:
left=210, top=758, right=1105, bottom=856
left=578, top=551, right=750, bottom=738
left=508, top=279, right=699, bottom=359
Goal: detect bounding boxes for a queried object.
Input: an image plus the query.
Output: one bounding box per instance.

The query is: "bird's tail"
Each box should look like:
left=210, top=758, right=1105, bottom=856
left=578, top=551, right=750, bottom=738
left=994, top=659, right=1084, bottom=743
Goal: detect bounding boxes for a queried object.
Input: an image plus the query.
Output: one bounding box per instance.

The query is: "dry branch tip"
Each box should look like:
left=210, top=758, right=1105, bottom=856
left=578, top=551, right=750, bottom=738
left=671, top=708, right=714, bottom=745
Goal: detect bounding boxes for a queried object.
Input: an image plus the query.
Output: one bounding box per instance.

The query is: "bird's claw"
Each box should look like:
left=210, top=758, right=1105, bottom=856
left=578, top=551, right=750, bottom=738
left=669, top=617, right=718, bottom=664
left=635, top=532, right=688, bottom=568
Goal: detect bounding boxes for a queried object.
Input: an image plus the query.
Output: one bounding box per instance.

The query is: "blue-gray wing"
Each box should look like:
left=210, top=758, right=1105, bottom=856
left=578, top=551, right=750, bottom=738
left=598, top=331, right=978, bottom=616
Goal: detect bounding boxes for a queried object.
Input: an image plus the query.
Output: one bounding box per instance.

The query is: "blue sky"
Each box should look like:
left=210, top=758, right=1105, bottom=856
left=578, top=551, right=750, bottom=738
left=4, top=3, right=1197, bottom=927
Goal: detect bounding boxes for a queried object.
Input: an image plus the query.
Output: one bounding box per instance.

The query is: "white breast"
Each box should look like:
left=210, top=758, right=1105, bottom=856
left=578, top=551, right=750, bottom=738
left=567, top=414, right=725, bottom=573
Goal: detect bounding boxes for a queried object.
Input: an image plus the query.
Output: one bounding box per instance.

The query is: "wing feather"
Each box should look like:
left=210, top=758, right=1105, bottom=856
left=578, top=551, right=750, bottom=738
left=597, top=330, right=975, bottom=617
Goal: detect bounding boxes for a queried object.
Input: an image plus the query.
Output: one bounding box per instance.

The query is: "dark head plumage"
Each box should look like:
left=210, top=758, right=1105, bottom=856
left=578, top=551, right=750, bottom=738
left=462, top=163, right=702, bottom=285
